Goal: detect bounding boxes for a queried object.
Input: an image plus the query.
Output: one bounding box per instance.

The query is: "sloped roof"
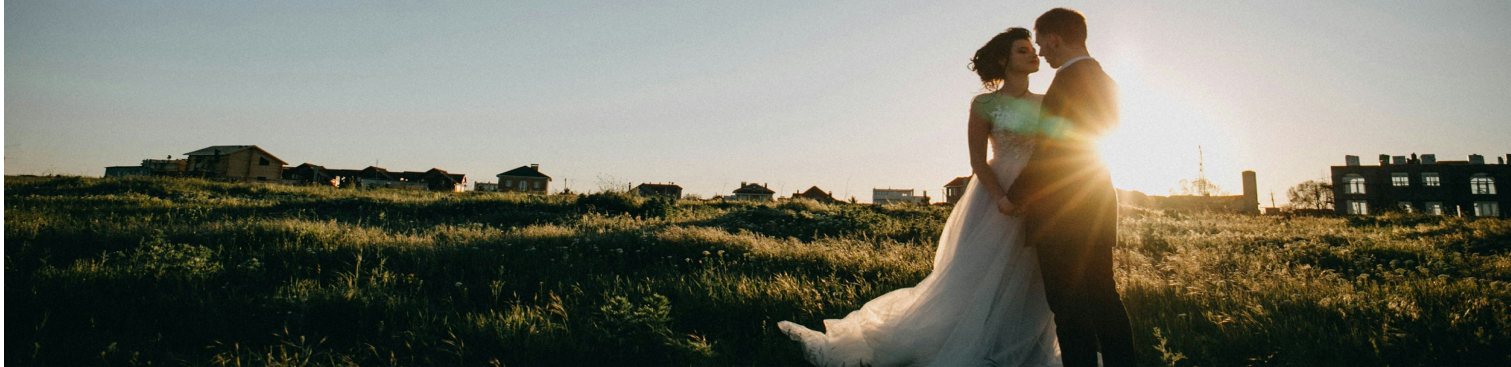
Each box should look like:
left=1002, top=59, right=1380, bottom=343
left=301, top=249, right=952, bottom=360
left=498, top=165, right=551, bottom=180
left=945, top=176, right=971, bottom=187
left=636, top=183, right=683, bottom=189
left=733, top=182, right=775, bottom=194
left=800, top=186, right=830, bottom=196
left=183, top=145, right=288, bottom=165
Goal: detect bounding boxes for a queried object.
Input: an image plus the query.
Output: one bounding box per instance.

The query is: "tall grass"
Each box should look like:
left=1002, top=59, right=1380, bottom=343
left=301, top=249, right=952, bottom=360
left=6, top=176, right=1509, bottom=366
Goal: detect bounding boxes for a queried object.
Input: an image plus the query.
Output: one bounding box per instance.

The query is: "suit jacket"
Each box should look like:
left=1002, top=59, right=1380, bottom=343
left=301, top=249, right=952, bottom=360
left=1007, top=58, right=1119, bottom=219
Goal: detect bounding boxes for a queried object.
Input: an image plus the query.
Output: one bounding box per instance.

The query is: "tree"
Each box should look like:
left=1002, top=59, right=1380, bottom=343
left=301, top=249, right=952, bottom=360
left=1171, top=178, right=1227, bottom=196
left=1286, top=180, right=1333, bottom=210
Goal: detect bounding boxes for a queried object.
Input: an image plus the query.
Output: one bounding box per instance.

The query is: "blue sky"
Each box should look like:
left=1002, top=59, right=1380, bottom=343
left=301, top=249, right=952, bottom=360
left=7, top=1, right=1510, bottom=203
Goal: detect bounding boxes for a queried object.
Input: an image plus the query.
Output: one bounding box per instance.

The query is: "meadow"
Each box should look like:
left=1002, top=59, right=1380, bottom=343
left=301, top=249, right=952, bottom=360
left=5, top=175, right=1509, bottom=366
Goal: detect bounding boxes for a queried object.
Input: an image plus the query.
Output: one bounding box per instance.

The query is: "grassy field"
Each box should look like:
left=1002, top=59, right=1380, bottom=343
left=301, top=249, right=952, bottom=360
left=6, top=176, right=1510, bottom=366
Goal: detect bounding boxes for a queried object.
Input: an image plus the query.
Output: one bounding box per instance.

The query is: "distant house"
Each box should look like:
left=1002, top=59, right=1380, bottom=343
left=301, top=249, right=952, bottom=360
left=635, top=183, right=683, bottom=199
left=873, top=188, right=929, bottom=205
left=731, top=182, right=775, bottom=202
left=497, top=164, right=551, bottom=193
left=944, top=176, right=971, bottom=204
left=791, top=186, right=838, bottom=203
left=105, top=158, right=189, bottom=178
left=1332, top=153, right=1508, bottom=217
left=284, top=164, right=466, bottom=192
left=474, top=182, right=499, bottom=192
left=184, top=145, right=287, bottom=183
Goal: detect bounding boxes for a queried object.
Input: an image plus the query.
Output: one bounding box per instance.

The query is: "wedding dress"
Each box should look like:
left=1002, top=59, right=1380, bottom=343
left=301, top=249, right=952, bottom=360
left=778, top=93, right=1060, bottom=367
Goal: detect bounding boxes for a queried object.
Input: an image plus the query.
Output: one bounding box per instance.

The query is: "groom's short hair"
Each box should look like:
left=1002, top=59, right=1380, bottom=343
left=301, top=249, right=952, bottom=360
left=1035, top=8, right=1087, bottom=46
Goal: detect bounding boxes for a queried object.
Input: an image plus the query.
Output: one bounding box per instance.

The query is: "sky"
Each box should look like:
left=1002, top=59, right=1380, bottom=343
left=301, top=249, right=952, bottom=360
left=7, top=1, right=1510, bottom=204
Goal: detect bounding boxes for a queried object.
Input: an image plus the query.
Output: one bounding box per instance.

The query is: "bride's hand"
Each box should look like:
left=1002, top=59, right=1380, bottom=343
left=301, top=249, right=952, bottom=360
left=995, top=197, right=1019, bottom=216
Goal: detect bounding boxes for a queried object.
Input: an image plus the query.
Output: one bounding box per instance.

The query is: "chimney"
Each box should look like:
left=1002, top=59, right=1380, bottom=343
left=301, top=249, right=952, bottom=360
left=1242, top=171, right=1259, bottom=215
left=741, top=181, right=747, bottom=187
left=1422, top=154, right=1436, bottom=164
left=530, top=163, right=539, bottom=169
left=1345, top=155, right=1360, bottom=166
left=1506, top=154, right=1510, bottom=165
left=1469, top=154, right=1485, bottom=165
left=1379, top=154, right=1390, bottom=165
left=1392, top=156, right=1406, bottom=165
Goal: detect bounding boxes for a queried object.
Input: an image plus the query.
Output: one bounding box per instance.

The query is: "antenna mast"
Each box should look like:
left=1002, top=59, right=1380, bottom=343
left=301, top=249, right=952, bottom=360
left=1198, top=145, right=1208, bottom=196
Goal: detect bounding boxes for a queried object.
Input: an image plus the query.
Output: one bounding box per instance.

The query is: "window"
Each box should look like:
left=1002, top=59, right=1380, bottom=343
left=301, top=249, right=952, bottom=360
left=1391, top=172, right=1409, bottom=187
left=1474, top=202, right=1501, bottom=217
left=519, top=181, right=528, bottom=190
left=1398, top=201, right=1413, bottom=213
left=1426, top=202, right=1443, bottom=215
left=259, top=157, right=271, bottom=166
left=1470, top=175, right=1496, bottom=195
left=505, top=180, right=513, bottom=188
left=534, top=181, right=541, bottom=189
left=1347, top=200, right=1369, bottom=215
left=1422, top=172, right=1440, bottom=186
left=1345, top=175, right=1366, bottom=194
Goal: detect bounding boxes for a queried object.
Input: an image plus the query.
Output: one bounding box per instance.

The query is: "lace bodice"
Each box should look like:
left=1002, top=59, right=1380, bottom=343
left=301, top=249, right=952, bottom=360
left=973, top=93, right=1040, bottom=162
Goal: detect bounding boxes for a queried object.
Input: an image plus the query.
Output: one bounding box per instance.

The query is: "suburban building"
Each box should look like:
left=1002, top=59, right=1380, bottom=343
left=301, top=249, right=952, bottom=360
left=283, top=164, right=466, bottom=192
left=944, top=176, right=971, bottom=204
left=873, top=188, right=930, bottom=205
left=1331, top=153, right=1508, bottom=217
left=474, top=182, right=499, bottom=192
left=496, top=164, right=552, bottom=193
left=184, top=145, right=287, bottom=183
left=791, top=186, right=839, bottom=203
left=730, top=182, right=775, bottom=202
left=105, top=158, right=189, bottom=178
left=635, top=183, right=683, bottom=199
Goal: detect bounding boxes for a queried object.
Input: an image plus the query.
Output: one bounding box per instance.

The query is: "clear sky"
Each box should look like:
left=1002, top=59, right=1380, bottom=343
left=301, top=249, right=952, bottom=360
left=7, top=1, right=1510, bottom=204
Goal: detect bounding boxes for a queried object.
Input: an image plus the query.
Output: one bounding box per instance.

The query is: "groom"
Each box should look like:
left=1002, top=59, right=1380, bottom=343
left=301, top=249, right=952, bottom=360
left=1007, top=8, right=1136, bottom=367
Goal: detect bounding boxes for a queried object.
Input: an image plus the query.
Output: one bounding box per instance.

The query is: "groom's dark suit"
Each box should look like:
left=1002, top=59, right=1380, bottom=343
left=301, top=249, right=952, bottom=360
left=1006, top=58, right=1135, bottom=367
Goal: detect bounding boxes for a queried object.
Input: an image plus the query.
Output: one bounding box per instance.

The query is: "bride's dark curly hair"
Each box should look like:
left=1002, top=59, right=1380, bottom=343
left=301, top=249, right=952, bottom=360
left=968, top=27, right=1032, bottom=92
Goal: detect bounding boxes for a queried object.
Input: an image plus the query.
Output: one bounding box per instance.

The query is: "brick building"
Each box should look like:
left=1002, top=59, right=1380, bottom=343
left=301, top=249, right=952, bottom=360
left=1331, top=153, right=1508, bottom=217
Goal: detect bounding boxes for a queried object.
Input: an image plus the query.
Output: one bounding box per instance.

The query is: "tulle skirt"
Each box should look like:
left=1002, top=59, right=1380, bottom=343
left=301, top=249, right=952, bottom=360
left=778, top=156, right=1060, bottom=366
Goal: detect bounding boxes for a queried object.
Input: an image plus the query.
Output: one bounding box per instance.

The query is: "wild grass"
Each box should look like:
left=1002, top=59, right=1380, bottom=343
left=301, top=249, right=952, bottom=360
left=6, top=175, right=1509, bottom=366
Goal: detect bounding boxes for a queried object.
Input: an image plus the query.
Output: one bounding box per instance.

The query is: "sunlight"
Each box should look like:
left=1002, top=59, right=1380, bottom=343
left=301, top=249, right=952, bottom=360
left=1097, top=58, right=1233, bottom=196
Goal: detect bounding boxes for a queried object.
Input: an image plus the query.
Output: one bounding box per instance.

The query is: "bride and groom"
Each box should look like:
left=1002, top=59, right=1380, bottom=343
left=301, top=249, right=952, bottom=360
left=778, top=8, right=1134, bottom=367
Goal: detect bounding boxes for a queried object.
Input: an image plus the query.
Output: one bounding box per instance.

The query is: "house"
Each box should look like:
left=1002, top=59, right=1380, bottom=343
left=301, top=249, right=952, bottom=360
left=635, top=183, right=683, bottom=199
left=283, top=164, right=466, bottom=192
left=944, top=176, right=971, bottom=204
left=791, top=186, right=838, bottom=203
left=730, top=182, right=775, bottom=202
left=105, top=158, right=188, bottom=178
left=474, top=182, right=499, bottom=192
left=184, top=145, right=287, bottom=183
left=1331, top=153, right=1508, bottom=217
left=497, top=164, right=551, bottom=193
left=874, top=188, right=930, bottom=205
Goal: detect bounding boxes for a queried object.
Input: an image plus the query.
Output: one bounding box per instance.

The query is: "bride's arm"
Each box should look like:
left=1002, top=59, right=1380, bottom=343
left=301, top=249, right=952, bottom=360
left=968, top=97, right=1015, bottom=215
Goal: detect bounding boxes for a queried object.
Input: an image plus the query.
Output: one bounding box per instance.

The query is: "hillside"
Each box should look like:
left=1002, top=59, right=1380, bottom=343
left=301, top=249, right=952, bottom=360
left=6, top=176, right=1509, bottom=366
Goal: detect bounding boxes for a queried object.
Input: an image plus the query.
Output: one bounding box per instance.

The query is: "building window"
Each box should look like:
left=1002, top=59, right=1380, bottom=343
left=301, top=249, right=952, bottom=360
left=519, top=181, right=528, bottom=190
left=534, top=181, right=541, bottom=189
left=1474, top=202, right=1500, bottom=217
left=259, top=157, right=271, bottom=166
left=1347, top=200, right=1369, bottom=215
left=1426, top=202, right=1443, bottom=215
left=1391, top=172, right=1409, bottom=187
left=1398, top=201, right=1413, bottom=213
left=1422, top=172, right=1440, bottom=186
left=1344, top=175, right=1366, bottom=194
left=1470, top=175, right=1496, bottom=195
left=505, top=180, right=513, bottom=188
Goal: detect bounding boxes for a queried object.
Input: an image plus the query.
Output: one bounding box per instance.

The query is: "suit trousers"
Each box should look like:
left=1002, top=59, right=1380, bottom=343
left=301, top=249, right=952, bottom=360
left=1024, top=171, right=1135, bottom=367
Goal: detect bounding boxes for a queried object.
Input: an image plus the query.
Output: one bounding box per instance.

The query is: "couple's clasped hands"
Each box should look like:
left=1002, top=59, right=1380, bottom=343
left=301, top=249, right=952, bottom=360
left=994, top=196, right=1026, bottom=217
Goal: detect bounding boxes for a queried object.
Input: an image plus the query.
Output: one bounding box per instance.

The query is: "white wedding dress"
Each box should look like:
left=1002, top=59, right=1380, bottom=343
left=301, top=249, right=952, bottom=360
left=778, top=94, right=1060, bottom=367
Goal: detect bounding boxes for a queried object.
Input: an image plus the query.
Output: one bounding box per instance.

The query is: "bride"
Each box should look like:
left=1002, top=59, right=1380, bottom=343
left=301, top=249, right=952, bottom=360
left=777, top=27, right=1061, bottom=366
